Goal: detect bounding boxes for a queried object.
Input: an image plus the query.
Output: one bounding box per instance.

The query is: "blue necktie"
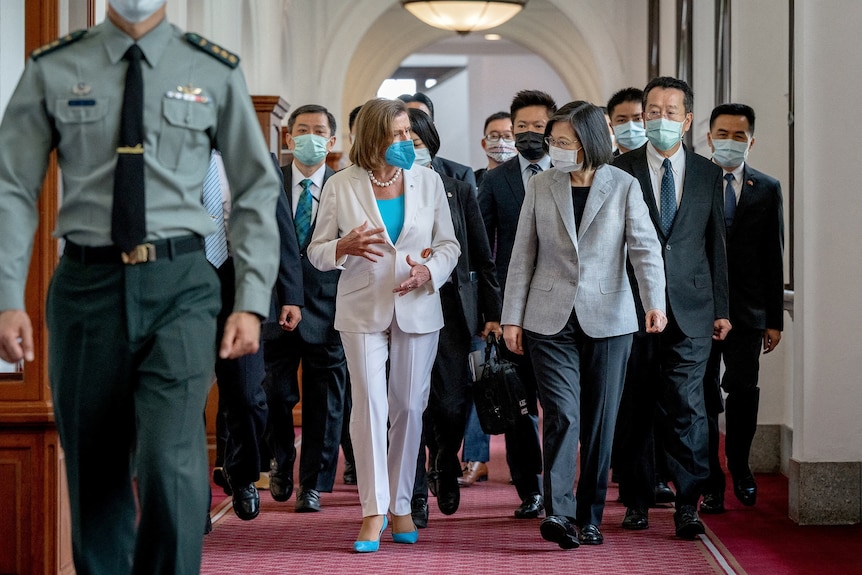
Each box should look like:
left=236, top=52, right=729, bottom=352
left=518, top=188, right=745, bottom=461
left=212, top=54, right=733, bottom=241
left=660, top=158, right=676, bottom=236
left=724, top=172, right=736, bottom=229
left=528, top=163, right=542, bottom=178
left=202, top=153, right=228, bottom=268
left=295, top=178, right=313, bottom=246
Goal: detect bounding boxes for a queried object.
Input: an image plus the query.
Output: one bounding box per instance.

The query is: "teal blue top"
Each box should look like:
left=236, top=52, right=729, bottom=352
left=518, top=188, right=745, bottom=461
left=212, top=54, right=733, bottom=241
left=376, top=195, right=405, bottom=243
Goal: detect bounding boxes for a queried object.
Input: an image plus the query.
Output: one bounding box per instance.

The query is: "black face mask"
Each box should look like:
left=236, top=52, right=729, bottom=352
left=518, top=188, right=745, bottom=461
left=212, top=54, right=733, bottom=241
left=515, top=131, right=546, bottom=161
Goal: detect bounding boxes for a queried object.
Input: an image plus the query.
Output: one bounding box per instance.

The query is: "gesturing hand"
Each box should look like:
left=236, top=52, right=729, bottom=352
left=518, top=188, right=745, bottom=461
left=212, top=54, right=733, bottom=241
left=336, top=221, right=387, bottom=262
left=394, top=254, right=431, bottom=296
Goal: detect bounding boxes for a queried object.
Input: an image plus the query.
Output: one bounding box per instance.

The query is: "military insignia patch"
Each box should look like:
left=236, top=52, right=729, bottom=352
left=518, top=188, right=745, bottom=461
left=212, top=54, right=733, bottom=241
left=184, top=33, right=240, bottom=68
left=32, top=29, right=88, bottom=60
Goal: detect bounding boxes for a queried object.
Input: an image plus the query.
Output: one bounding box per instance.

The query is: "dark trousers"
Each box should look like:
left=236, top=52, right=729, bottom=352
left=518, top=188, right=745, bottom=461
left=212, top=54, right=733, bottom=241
left=47, top=250, right=220, bottom=575
left=501, top=342, right=543, bottom=500
left=617, top=316, right=712, bottom=509
left=414, top=284, right=472, bottom=498
left=704, top=325, right=764, bottom=493
left=214, top=259, right=269, bottom=487
left=263, top=331, right=348, bottom=492
left=526, top=311, right=631, bottom=526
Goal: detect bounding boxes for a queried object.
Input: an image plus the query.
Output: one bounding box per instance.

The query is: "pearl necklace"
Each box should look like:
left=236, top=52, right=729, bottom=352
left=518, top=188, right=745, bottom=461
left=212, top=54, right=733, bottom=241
left=368, top=168, right=402, bottom=187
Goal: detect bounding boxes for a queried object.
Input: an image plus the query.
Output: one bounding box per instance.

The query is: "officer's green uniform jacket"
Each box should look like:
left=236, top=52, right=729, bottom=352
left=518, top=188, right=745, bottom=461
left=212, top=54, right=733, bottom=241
left=0, top=16, right=279, bottom=318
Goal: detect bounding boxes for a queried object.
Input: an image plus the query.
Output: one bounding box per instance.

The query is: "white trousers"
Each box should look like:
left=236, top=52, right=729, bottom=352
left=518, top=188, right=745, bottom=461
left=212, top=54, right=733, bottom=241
left=340, top=320, right=439, bottom=517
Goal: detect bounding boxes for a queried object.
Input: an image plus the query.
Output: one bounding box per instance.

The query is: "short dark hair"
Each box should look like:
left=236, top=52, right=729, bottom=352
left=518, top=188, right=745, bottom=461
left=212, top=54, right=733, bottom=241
left=397, top=92, right=435, bottom=119
left=407, top=108, right=440, bottom=159
left=545, top=101, right=614, bottom=170
left=287, top=104, right=336, bottom=136
left=510, top=90, right=557, bottom=123
left=643, top=76, right=694, bottom=114
left=710, top=103, right=756, bottom=134
left=348, top=105, right=363, bottom=132
left=483, top=111, right=511, bottom=133
left=607, top=87, right=644, bottom=118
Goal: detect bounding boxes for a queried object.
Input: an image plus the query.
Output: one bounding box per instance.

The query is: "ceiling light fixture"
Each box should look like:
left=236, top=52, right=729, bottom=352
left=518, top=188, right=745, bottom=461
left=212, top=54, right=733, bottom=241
left=401, top=0, right=527, bottom=35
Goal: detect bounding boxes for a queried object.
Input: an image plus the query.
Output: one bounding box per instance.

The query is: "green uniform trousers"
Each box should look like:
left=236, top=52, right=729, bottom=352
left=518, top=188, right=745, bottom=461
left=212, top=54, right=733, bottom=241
left=47, top=247, right=220, bottom=575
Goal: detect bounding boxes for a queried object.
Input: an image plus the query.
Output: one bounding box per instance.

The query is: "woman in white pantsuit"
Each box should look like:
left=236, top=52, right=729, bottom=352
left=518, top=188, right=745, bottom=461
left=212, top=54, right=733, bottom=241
left=307, top=98, right=459, bottom=552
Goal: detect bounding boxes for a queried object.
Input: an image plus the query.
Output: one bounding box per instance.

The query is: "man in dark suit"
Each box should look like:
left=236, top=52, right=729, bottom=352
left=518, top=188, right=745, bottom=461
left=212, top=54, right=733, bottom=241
left=612, top=76, right=730, bottom=539
left=406, top=108, right=502, bottom=527
left=210, top=151, right=303, bottom=521
left=478, top=89, right=557, bottom=519
left=264, top=105, right=348, bottom=512
left=699, top=103, right=784, bottom=514
left=398, top=92, right=478, bottom=191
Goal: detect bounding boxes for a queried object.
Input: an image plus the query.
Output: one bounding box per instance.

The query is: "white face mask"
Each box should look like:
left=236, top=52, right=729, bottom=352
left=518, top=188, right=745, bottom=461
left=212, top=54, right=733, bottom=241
left=549, top=145, right=582, bottom=173
left=110, top=0, right=166, bottom=23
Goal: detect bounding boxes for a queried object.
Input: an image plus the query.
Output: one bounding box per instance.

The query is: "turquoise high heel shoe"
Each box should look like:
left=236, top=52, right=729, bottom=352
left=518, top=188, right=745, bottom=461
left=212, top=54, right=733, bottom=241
left=353, top=515, right=388, bottom=553
left=392, top=528, right=419, bottom=544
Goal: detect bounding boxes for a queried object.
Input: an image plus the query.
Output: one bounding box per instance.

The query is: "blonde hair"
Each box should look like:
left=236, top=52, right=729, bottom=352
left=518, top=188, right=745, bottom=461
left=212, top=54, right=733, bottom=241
left=349, top=98, right=407, bottom=171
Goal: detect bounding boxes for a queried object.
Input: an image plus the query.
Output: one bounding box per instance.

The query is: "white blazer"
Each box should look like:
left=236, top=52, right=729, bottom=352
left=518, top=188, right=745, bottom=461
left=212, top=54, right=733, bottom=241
left=307, top=164, right=460, bottom=334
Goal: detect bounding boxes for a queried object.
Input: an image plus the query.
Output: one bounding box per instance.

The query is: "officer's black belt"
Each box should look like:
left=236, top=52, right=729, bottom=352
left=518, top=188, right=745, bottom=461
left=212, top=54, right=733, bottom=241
left=64, top=235, right=204, bottom=265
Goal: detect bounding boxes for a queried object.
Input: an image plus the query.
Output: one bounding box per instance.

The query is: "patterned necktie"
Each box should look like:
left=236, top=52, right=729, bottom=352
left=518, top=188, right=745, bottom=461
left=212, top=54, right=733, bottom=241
left=295, top=178, right=313, bottom=246
left=660, top=158, right=676, bottom=236
left=111, top=44, right=146, bottom=252
left=724, top=173, right=736, bottom=230
left=528, top=163, right=542, bottom=178
left=202, top=154, right=228, bottom=268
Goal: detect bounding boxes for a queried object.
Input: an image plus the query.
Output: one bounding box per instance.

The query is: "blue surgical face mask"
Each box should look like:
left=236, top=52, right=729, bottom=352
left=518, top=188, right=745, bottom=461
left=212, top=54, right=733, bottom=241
left=109, top=0, right=166, bottom=22
left=291, top=134, right=329, bottom=166
left=549, top=145, right=582, bottom=173
left=413, top=147, right=433, bottom=168
left=711, top=138, right=750, bottom=169
left=613, top=121, right=648, bottom=151
left=646, top=118, right=684, bottom=152
left=385, top=139, right=415, bottom=170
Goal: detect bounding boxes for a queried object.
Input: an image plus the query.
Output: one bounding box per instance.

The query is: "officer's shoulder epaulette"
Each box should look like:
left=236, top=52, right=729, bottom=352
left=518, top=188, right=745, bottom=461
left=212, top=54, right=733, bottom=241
left=184, top=32, right=240, bottom=69
left=31, top=29, right=88, bottom=60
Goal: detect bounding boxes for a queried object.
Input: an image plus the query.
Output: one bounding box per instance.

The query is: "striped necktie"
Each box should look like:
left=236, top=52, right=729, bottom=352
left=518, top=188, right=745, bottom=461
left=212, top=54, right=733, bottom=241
left=202, top=154, right=228, bottom=268
left=660, top=158, right=677, bottom=236
left=528, top=163, right=542, bottom=178
left=295, top=178, right=313, bottom=246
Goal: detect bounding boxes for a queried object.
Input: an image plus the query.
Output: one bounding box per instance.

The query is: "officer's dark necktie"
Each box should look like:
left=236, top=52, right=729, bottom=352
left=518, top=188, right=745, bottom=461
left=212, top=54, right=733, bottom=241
left=294, top=178, right=313, bottom=246
left=203, top=154, right=229, bottom=268
left=724, top=172, right=736, bottom=230
left=527, top=163, right=542, bottom=179
left=112, top=44, right=146, bottom=253
left=660, top=158, right=676, bottom=236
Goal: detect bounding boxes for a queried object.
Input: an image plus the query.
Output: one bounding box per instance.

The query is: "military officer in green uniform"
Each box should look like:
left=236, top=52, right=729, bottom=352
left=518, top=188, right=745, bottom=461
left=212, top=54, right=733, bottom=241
left=0, top=1, right=280, bottom=573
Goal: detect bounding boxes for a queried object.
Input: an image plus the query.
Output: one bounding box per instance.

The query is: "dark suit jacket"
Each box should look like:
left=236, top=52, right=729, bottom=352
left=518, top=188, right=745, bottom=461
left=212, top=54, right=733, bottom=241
left=279, top=163, right=341, bottom=345
left=441, top=173, right=502, bottom=336
left=262, top=153, right=303, bottom=340
left=726, top=165, right=784, bottom=331
left=433, top=155, right=477, bottom=192
left=477, top=155, right=525, bottom=294
left=613, top=145, right=729, bottom=338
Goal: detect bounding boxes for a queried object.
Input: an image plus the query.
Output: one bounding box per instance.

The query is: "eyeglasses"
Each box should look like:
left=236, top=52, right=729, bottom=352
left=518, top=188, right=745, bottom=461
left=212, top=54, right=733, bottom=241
left=485, top=133, right=514, bottom=144
left=544, top=136, right=580, bottom=150
left=645, top=110, right=686, bottom=121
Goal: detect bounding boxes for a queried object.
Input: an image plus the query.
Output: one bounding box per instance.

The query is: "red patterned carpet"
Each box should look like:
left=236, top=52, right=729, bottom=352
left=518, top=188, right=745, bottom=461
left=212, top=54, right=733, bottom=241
left=203, top=435, right=735, bottom=575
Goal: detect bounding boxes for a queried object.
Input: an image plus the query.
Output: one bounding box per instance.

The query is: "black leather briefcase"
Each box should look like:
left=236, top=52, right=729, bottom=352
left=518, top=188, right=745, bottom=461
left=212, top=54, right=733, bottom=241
left=472, top=335, right=529, bottom=435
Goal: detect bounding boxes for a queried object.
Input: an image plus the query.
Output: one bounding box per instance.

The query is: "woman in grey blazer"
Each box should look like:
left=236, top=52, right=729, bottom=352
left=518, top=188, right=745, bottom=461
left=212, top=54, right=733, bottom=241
left=501, top=102, right=667, bottom=549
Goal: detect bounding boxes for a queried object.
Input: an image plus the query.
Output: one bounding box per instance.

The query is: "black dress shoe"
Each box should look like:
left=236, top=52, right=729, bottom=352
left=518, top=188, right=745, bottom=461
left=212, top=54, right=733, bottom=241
left=700, top=492, right=726, bottom=514
left=270, top=472, right=294, bottom=503
left=514, top=494, right=544, bottom=519
left=674, top=504, right=705, bottom=539
left=427, top=468, right=440, bottom=498
left=734, top=474, right=758, bottom=506
left=654, top=481, right=676, bottom=505
left=212, top=467, right=232, bottom=496
left=231, top=483, right=260, bottom=521
left=411, top=496, right=429, bottom=529
left=539, top=515, right=580, bottom=549
left=578, top=523, right=603, bottom=545
left=295, top=488, right=321, bottom=512
left=343, top=460, right=357, bottom=485
left=621, top=507, right=649, bottom=530
left=436, top=472, right=460, bottom=515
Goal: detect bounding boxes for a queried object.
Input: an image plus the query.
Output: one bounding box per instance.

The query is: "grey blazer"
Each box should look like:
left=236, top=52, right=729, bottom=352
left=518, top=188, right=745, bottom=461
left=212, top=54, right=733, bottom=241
left=501, top=164, right=666, bottom=338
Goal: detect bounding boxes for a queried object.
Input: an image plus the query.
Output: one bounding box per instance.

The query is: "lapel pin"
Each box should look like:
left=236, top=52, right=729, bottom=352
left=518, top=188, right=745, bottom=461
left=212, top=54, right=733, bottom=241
left=421, top=248, right=433, bottom=259
left=72, top=82, right=91, bottom=96
left=747, top=179, right=754, bottom=186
